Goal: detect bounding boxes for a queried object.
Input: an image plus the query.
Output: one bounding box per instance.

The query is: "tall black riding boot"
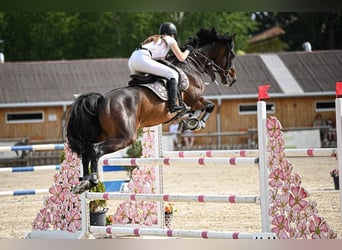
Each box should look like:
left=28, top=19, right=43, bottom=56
left=168, top=78, right=187, bottom=113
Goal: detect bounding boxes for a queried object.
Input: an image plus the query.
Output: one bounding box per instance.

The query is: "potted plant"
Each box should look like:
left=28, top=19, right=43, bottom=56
left=164, top=203, right=177, bottom=229
left=330, top=168, right=339, bottom=190
left=89, top=180, right=108, bottom=226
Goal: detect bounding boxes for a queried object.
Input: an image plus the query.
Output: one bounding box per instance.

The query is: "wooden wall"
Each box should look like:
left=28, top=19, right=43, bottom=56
left=0, top=106, right=65, bottom=141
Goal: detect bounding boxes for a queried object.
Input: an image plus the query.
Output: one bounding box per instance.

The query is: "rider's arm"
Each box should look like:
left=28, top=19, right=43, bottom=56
left=170, top=42, right=191, bottom=62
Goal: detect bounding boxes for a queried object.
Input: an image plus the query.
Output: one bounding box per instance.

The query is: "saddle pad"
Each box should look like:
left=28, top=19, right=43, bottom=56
left=132, top=80, right=169, bottom=101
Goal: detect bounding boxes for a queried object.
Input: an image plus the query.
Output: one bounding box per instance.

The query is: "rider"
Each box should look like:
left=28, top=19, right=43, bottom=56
left=128, top=22, right=193, bottom=113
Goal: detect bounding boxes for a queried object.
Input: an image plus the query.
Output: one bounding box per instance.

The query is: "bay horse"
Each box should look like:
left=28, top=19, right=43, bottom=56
left=66, top=28, right=237, bottom=194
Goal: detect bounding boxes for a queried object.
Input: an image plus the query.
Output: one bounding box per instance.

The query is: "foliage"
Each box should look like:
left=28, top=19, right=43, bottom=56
left=32, top=142, right=81, bottom=232
left=125, top=127, right=143, bottom=178
left=266, top=116, right=337, bottom=239
left=2, top=12, right=342, bottom=61
left=89, top=180, right=107, bottom=212
left=106, top=215, right=114, bottom=225
left=0, top=12, right=257, bottom=61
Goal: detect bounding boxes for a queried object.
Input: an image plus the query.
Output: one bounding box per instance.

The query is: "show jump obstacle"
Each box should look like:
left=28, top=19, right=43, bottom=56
left=82, top=99, right=274, bottom=239
left=23, top=84, right=342, bottom=239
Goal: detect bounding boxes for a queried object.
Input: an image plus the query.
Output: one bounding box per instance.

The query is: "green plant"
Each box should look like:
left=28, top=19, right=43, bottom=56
left=89, top=180, right=107, bottom=212
left=125, top=128, right=143, bottom=179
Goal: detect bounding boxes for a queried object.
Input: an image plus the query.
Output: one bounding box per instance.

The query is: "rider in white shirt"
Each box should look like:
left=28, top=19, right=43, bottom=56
left=128, top=22, right=193, bottom=113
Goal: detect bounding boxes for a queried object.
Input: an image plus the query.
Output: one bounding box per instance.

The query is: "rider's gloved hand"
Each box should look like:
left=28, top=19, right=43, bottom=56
left=185, top=44, right=194, bottom=52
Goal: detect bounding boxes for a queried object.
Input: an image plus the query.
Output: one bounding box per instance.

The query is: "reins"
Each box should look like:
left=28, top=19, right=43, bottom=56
left=189, top=46, right=234, bottom=85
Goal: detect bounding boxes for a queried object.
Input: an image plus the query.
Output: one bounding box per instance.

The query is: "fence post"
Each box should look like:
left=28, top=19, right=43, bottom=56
left=257, top=101, right=270, bottom=232
left=335, top=98, right=342, bottom=221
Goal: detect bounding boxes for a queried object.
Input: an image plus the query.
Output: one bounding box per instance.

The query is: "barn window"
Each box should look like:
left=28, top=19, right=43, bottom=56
left=6, top=111, right=44, bottom=124
left=315, top=101, right=335, bottom=112
left=238, top=103, right=275, bottom=115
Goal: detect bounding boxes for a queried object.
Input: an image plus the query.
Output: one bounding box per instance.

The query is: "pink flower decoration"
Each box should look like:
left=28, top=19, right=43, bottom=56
left=111, top=128, right=159, bottom=226
left=305, top=200, right=318, bottom=216
left=295, top=221, right=309, bottom=239
left=288, top=186, right=309, bottom=211
left=113, top=202, right=131, bottom=224
left=266, top=116, right=283, bottom=139
left=309, top=215, right=329, bottom=239
left=142, top=166, right=156, bottom=183
left=143, top=201, right=158, bottom=226
left=269, top=168, right=285, bottom=187
left=65, top=209, right=82, bottom=232
left=271, top=215, right=290, bottom=239
left=49, top=184, right=65, bottom=205
left=32, top=142, right=81, bottom=232
left=267, top=116, right=336, bottom=239
left=33, top=207, right=51, bottom=230
left=127, top=178, right=144, bottom=193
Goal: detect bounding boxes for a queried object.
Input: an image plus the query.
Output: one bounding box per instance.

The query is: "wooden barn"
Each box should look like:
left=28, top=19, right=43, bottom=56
left=0, top=50, right=341, bottom=149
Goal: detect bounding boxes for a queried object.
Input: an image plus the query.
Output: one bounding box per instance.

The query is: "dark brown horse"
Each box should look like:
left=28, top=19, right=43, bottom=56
left=66, top=28, right=237, bottom=193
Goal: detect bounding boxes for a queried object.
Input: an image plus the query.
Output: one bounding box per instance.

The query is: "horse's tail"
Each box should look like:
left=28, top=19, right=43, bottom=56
left=66, top=92, right=104, bottom=156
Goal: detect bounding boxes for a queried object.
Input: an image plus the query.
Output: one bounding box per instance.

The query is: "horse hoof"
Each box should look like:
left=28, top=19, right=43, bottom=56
left=90, top=173, right=99, bottom=185
left=72, top=180, right=91, bottom=194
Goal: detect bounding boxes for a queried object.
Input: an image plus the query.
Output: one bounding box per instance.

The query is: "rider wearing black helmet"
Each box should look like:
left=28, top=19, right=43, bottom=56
left=159, top=22, right=177, bottom=36
left=128, top=22, right=193, bottom=113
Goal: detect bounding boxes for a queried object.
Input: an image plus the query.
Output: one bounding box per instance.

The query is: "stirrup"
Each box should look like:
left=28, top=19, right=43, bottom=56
left=170, top=105, right=190, bottom=114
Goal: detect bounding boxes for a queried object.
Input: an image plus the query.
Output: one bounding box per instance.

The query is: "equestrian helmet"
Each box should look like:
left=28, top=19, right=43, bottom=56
left=159, top=22, right=177, bottom=35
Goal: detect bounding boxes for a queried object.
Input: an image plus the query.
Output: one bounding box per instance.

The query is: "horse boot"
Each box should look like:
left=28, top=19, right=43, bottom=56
left=167, top=78, right=188, bottom=113
left=72, top=173, right=99, bottom=194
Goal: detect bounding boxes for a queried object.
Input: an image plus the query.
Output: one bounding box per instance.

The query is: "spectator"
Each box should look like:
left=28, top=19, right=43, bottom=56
left=183, top=129, right=195, bottom=149
left=14, top=136, right=29, bottom=158
left=326, top=118, right=336, bottom=145
left=313, top=114, right=327, bottom=145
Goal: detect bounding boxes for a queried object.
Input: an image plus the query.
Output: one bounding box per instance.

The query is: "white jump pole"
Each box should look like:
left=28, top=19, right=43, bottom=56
left=163, top=148, right=337, bottom=158
left=335, top=97, right=342, bottom=220
left=257, top=100, right=270, bottom=232
left=86, top=192, right=260, bottom=204
left=101, top=157, right=259, bottom=166
left=90, top=226, right=276, bottom=239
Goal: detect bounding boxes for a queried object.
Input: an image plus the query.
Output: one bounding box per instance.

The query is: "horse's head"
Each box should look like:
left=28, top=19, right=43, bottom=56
left=188, top=28, right=237, bottom=87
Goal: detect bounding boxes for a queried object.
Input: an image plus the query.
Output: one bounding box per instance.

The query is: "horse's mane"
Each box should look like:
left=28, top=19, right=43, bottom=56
left=186, top=27, right=234, bottom=48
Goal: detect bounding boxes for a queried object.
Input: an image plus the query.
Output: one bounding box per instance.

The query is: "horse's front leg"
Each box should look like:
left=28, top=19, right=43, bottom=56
left=198, top=99, right=215, bottom=129
left=189, top=97, right=215, bottom=130
left=180, top=98, right=215, bottom=131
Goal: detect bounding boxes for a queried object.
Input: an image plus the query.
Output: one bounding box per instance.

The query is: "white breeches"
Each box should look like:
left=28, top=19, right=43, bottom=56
left=128, top=49, right=179, bottom=81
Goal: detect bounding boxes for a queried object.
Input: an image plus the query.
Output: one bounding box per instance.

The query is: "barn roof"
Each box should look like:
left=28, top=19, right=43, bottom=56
left=0, top=50, right=341, bottom=106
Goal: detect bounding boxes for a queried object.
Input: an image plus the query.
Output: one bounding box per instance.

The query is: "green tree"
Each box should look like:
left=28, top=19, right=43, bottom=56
left=250, top=12, right=342, bottom=51
left=0, top=12, right=257, bottom=61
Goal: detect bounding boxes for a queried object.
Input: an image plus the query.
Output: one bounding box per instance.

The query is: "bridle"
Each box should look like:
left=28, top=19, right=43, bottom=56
left=190, top=43, right=235, bottom=86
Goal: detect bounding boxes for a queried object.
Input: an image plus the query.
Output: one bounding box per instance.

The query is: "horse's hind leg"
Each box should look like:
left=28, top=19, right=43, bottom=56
left=73, top=132, right=136, bottom=194
left=81, top=152, right=90, bottom=176
left=91, top=136, right=135, bottom=165
left=73, top=152, right=98, bottom=194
